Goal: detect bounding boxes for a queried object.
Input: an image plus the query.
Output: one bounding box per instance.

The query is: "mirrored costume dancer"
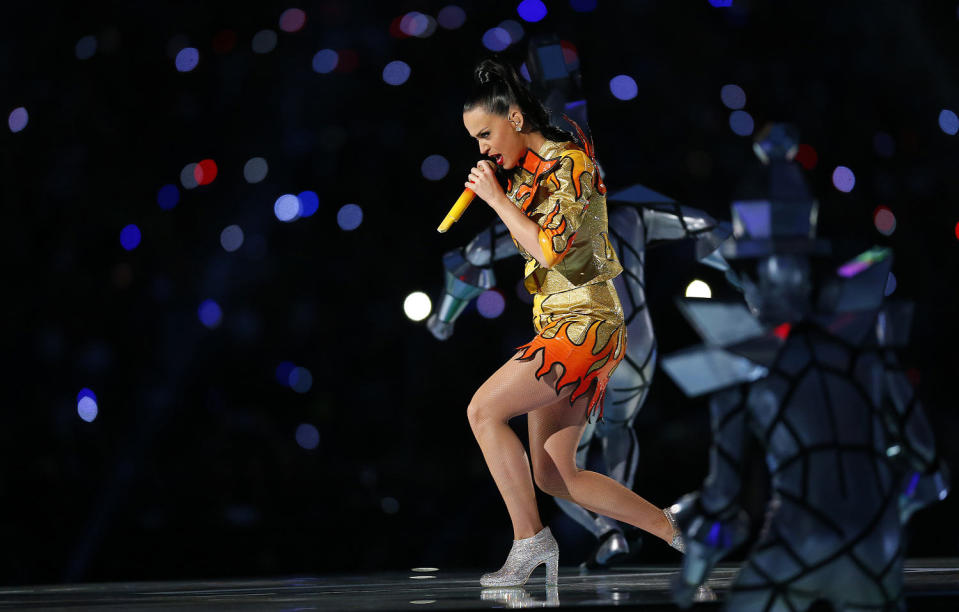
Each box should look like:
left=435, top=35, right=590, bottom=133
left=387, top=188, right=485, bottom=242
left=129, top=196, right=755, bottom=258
left=429, top=39, right=730, bottom=569
left=659, top=124, right=950, bottom=610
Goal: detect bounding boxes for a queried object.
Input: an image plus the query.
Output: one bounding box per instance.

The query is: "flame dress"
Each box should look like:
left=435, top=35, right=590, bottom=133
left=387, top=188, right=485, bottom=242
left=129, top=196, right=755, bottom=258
left=507, top=139, right=626, bottom=421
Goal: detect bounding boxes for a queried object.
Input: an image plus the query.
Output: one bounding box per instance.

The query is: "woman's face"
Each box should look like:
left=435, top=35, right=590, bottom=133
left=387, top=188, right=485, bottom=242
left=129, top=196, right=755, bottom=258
left=463, top=106, right=526, bottom=170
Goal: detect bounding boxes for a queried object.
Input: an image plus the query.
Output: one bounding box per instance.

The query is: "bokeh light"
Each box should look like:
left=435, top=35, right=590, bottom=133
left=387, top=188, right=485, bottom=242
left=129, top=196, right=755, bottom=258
left=337, top=204, right=363, bottom=231
left=609, top=75, right=638, bottom=101
left=873, top=206, right=896, bottom=236
left=274, top=194, right=300, bottom=222
left=438, top=5, right=467, bottom=29
left=243, top=157, right=269, bottom=183
left=220, top=225, right=244, bottom=252
left=383, top=60, right=411, bottom=86
left=477, top=289, right=506, bottom=319
left=482, top=27, right=511, bottom=52
left=279, top=8, right=307, bottom=32
left=404, top=292, right=432, bottom=322
left=252, top=29, right=278, bottom=54
left=175, top=48, right=199, bottom=73
left=75, top=35, right=97, bottom=60
left=709, top=0, right=733, bottom=6
left=8, top=107, right=28, bottom=133
left=157, top=184, right=179, bottom=210
left=400, top=12, right=436, bottom=37
left=517, top=0, right=548, bottom=22
left=421, top=155, right=450, bottom=181
left=295, top=423, right=320, bottom=449
left=77, top=388, right=98, bottom=423
left=276, top=361, right=296, bottom=386
left=180, top=163, right=199, bottom=189
left=297, top=191, right=319, bottom=217
left=884, top=272, right=897, bottom=297
left=873, top=132, right=895, bottom=158
left=198, top=299, right=223, bottom=329
left=570, top=0, right=598, bottom=11
left=832, top=166, right=856, bottom=192
left=499, top=20, right=525, bottom=44
left=720, top=84, right=746, bottom=109
left=289, top=367, right=313, bottom=393
left=194, top=159, right=218, bottom=185
left=938, top=109, right=959, bottom=135
left=334, top=49, right=358, bottom=73
left=685, top=280, right=712, bottom=298
left=795, top=144, right=818, bottom=170
left=729, top=110, right=754, bottom=136
left=312, top=49, right=338, bottom=73
left=954, top=221, right=959, bottom=241
left=120, top=224, right=141, bottom=251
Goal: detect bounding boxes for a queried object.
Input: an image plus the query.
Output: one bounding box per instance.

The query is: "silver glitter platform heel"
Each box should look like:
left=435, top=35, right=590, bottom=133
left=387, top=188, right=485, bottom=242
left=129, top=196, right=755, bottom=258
left=480, top=527, right=559, bottom=587
left=663, top=508, right=685, bottom=553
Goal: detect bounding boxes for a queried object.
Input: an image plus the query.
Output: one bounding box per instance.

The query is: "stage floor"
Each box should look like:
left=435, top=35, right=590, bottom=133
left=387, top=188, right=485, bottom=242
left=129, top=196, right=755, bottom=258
left=1, top=559, right=956, bottom=610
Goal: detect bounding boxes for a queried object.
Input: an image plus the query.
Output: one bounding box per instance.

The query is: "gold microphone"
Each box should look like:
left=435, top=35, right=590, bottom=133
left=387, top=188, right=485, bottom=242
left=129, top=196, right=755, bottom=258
left=437, top=188, right=476, bottom=233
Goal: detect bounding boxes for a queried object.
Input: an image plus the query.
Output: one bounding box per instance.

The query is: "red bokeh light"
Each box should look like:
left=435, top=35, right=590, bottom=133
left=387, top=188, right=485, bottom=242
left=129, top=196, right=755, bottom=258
left=773, top=323, right=792, bottom=340
left=279, top=8, right=307, bottom=33
left=872, top=206, right=896, bottom=236
left=955, top=221, right=959, bottom=241
left=334, top=49, right=358, bottom=73
left=560, top=40, right=579, bottom=65
left=795, top=143, right=818, bottom=170
left=194, top=159, right=218, bottom=185
left=212, top=30, right=236, bottom=54
left=389, top=16, right=409, bottom=39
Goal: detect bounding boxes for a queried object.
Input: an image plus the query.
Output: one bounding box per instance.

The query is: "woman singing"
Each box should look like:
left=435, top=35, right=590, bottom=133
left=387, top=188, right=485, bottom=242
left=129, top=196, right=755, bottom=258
left=461, top=58, right=684, bottom=587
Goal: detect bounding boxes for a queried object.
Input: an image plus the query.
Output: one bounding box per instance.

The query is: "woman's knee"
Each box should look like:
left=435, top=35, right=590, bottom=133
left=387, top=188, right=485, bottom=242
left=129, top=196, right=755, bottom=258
left=532, top=462, right=568, bottom=497
left=467, top=396, right=500, bottom=432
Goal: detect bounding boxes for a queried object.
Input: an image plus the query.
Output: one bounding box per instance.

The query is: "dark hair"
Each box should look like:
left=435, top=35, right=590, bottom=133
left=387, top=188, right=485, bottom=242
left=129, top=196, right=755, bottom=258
left=464, top=57, right=573, bottom=143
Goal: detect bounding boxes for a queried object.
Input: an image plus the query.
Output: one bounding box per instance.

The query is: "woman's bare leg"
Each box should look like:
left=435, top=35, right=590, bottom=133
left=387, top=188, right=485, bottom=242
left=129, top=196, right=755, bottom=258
left=467, top=352, right=572, bottom=540
left=527, top=395, right=674, bottom=544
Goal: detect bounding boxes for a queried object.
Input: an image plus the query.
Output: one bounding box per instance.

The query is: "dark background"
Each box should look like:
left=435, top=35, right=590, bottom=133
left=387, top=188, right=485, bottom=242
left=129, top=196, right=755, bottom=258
left=3, top=0, right=957, bottom=585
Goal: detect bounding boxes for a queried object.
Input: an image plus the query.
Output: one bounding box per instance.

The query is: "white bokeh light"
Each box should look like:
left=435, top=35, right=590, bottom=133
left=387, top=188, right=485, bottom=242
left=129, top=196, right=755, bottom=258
left=404, top=292, right=432, bottom=321
left=685, top=280, right=712, bottom=299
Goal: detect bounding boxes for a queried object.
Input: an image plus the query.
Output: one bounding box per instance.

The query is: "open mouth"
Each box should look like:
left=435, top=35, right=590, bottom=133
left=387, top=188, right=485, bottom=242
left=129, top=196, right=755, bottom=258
left=493, top=154, right=503, bottom=165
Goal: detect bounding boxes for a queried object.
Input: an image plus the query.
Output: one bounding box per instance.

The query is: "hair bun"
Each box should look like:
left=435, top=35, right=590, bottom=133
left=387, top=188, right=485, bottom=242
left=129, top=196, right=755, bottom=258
left=474, top=58, right=506, bottom=85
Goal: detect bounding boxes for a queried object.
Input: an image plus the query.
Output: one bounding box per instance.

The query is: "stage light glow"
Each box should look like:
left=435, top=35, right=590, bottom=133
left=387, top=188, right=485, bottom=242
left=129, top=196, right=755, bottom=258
left=383, top=60, right=411, bottom=86
left=938, top=109, right=959, bottom=135
left=720, top=84, right=746, bottom=109
left=873, top=132, right=895, bottom=158
left=954, top=221, right=959, bottom=241
left=76, top=35, right=97, bottom=60
left=404, top=292, right=432, bottom=322
left=212, top=30, right=236, bottom=54
left=884, top=272, right=896, bottom=297
left=77, top=396, right=98, bottom=422
left=312, top=49, right=338, bottom=73
left=220, top=225, right=244, bottom=252
left=120, top=224, right=141, bottom=251
left=517, top=0, right=547, bottom=22
left=276, top=361, right=296, bottom=385
left=194, top=159, right=218, bottom=185
left=873, top=206, right=896, bottom=236
left=337, top=203, right=363, bottom=230
left=482, top=27, right=511, bottom=52
left=609, top=75, right=638, bottom=101
left=297, top=191, right=319, bottom=217
left=795, top=144, right=818, bottom=170
left=175, top=47, right=199, bottom=72
left=438, top=5, right=467, bottom=29
left=729, top=110, right=754, bottom=136
left=400, top=12, right=430, bottom=37
left=198, top=299, right=223, bottom=329
left=157, top=184, right=179, bottom=210
left=275, top=194, right=300, bottom=222
left=381, top=497, right=400, bottom=514
left=477, top=289, right=506, bottom=319
left=8, top=107, right=28, bottom=133
left=279, top=8, right=307, bottom=32
left=243, top=157, right=269, bottom=183
left=832, top=166, right=856, bottom=192
left=289, top=367, right=313, bottom=394
left=709, top=0, right=733, bottom=6
left=685, top=280, right=712, bottom=298
left=296, top=423, right=320, bottom=449
left=421, top=155, right=450, bottom=181
left=499, top=19, right=525, bottom=44
left=252, top=29, right=278, bottom=54
left=570, top=0, right=597, bottom=10
left=180, top=163, right=199, bottom=189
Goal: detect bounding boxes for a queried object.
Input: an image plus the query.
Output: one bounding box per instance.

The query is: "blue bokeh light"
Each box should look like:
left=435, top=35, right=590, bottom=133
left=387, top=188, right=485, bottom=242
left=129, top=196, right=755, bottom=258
left=77, top=388, right=98, bottom=423
left=499, top=20, right=525, bottom=44
left=180, top=162, right=199, bottom=189
left=289, top=367, right=313, bottom=393
left=75, top=35, right=97, bottom=60
left=709, top=0, right=733, bottom=6
left=482, top=27, right=511, bottom=52
left=570, top=0, right=597, bottom=10
left=120, top=224, right=141, bottom=251
left=312, top=49, right=338, bottom=74
left=243, top=157, right=269, bottom=183
left=729, top=110, right=754, bottom=136
left=517, top=0, right=548, bottom=22
left=477, top=289, right=506, bottom=319
left=609, top=75, right=638, bottom=101
left=220, top=225, right=244, bottom=252
left=437, top=5, right=467, bottom=29
left=274, top=194, right=300, bottom=222
left=175, top=47, right=199, bottom=72
left=8, top=107, right=28, bottom=133
left=337, top=204, right=363, bottom=231
left=382, top=60, right=411, bottom=86
left=276, top=361, right=296, bottom=386
left=198, top=299, right=223, bottom=329
left=832, top=166, right=856, bottom=193
left=720, top=84, right=746, bottom=109
left=421, top=155, right=450, bottom=181
left=938, top=109, right=959, bottom=135
left=297, top=190, right=319, bottom=217
left=157, top=184, right=179, bottom=210
left=296, top=423, right=320, bottom=450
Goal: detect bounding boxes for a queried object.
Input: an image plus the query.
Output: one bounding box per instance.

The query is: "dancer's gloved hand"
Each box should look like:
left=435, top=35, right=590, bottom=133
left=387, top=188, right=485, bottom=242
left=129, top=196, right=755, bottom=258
left=426, top=313, right=454, bottom=341
left=466, top=160, right=506, bottom=207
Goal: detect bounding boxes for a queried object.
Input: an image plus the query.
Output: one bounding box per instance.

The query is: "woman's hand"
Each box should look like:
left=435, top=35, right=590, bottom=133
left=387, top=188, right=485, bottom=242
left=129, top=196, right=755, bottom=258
left=465, top=160, right=505, bottom=207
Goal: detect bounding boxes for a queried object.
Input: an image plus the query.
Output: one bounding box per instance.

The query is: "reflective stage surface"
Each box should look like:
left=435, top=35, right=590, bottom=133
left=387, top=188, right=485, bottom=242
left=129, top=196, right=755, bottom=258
left=0, top=560, right=956, bottom=610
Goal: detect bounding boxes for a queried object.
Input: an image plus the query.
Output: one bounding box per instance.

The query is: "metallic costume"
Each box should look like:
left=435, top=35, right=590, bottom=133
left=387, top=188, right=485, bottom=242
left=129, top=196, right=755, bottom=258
left=659, top=124, right=949, bottom=610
